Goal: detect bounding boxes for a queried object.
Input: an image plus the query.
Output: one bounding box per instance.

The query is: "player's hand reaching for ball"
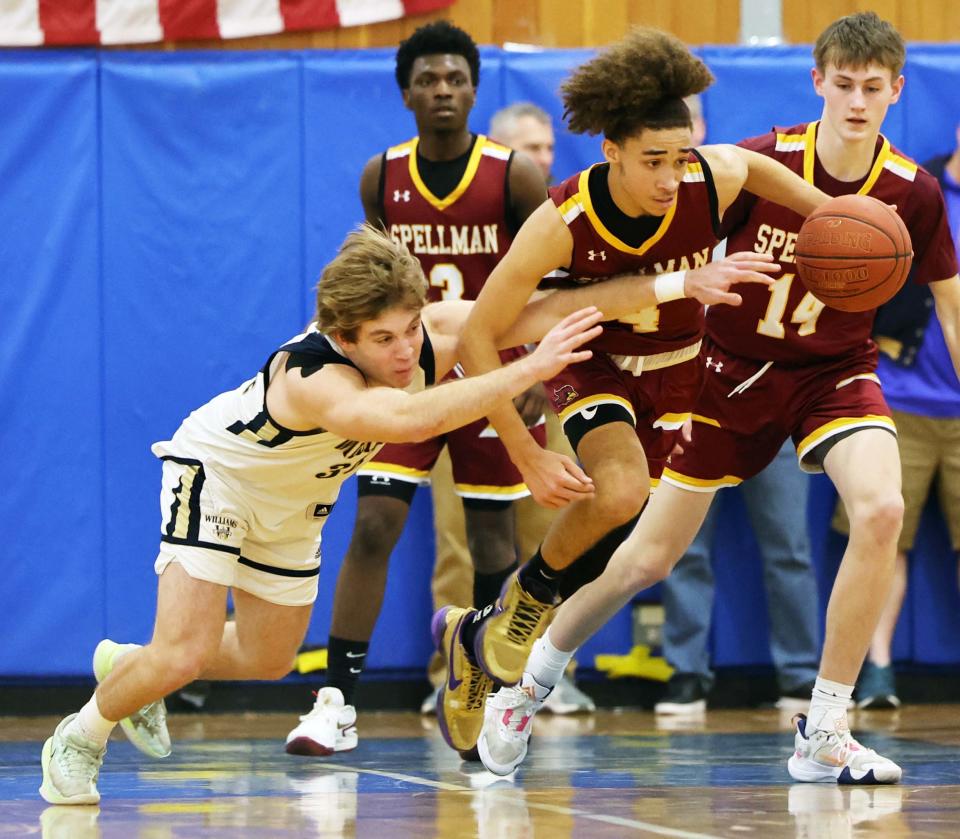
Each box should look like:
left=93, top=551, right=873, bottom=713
left=684, top=251, right=780, bottom=306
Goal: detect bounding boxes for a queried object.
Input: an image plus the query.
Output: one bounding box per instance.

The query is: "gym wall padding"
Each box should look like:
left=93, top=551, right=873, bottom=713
left=1, top=45, right=959, bottom=677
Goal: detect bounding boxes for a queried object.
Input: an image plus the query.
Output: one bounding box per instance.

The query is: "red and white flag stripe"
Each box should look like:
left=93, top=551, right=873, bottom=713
left=0, top=0, right=455, bottom=46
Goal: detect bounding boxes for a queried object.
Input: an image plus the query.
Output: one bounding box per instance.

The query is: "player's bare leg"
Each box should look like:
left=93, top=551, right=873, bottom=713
left=866, top=550, right=908, bottom=668
left=97, top=563, right=230, bottom=721
left=471, top=422, right=651, bottom=687
left=547, top=481, right=714, bottom=651
left=821, top=429, right=903, bottom=684
left=477, top=481, right=713, bottom=775
left=41, top=563, right=229, bottom=803
left=540, top=422, right=651, bottom=569
left=788, top=428, right=903, bottom=785
left=200, top=588, right=312, bottom=681
left=330, top=495, right=411, bottom=643
left=440, top=422, right=651, bottom=749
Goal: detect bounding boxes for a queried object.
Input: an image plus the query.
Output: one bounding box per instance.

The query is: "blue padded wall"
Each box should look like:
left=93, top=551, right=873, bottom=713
left=0, top=53, right=103, bottom=673
left=1, top=44, right=958, bottom=677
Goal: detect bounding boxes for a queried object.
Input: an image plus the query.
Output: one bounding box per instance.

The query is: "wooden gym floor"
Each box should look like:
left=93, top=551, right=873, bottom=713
left=2, top=705, right=958, bottom=837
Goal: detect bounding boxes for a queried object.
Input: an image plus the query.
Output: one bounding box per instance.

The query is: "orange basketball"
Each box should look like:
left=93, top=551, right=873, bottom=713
left=795, top=194, right=913, bottom=312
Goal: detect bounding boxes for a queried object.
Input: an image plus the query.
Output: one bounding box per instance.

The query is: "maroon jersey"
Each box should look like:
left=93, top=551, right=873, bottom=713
left=543, top=153, right=720, bottom=356
left=710, top=121, right=957, bottom=364
left=381, top=134, right=514, bottom=302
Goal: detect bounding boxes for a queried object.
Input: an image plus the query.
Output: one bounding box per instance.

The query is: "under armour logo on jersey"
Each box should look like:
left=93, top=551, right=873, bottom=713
left=706, top=356, right=724, bottom=372
left=587, top=249, right=607, bottom=261
left=393, top=189, right=411, bottom=202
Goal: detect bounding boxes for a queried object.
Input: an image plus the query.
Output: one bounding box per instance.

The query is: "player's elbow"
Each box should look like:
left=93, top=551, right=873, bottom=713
left=458, top=313, right=501, bottom=363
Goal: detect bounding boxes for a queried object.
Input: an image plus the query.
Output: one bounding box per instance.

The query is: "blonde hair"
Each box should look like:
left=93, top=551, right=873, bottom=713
left=314, top=224, right=427, bottom=340
left=814, top=12, right=905, bottom=77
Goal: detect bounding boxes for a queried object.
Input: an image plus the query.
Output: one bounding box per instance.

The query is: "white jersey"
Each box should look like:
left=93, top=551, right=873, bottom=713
left=151, top=327, right=436, bottom=541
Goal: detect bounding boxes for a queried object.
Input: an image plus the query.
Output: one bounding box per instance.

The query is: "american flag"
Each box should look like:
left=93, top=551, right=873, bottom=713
left=0, top=0, right=455, bottom=46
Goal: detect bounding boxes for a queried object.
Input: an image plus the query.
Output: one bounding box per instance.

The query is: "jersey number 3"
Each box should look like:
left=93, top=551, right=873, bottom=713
left=756, top=273, right=825, bottom=339
left=429, top=263, right=465, bottom=301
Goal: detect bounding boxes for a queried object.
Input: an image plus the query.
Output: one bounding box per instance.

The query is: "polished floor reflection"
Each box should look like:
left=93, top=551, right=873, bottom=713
left=3, top=705, right=959, bottom=837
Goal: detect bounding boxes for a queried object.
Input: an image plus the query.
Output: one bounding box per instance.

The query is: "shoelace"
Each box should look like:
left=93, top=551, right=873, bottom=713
left=133, top=700, right=167, bottom=735
left=504, top=594, right=551, bottom=645
left=60, top=734, right=103, bottom=777
left=816, top=726, right=875, bottom=767
left=299, top=690, right=334, bottom=722
left=465, top=660, right=492, bottom=711
left=489, top=687, right=540, bottom=741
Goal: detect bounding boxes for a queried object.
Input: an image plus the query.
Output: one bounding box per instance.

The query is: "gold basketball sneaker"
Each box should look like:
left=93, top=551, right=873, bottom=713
left=431, top=606, right=493, bottom=753
left=474, top=573, right=557, bottom=686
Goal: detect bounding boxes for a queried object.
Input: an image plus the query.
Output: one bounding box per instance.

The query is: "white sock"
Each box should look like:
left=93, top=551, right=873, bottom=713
left=807, top=676, right=853, bottom=733
left=67, top=694, right=118, bottom=748
left=525, top=627, right=575, bottom=691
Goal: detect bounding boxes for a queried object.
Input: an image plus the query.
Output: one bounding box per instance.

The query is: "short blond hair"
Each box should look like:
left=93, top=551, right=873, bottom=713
left=814, top=12, right=905, bottom=77
left=315, top=224, right=427, bottom=340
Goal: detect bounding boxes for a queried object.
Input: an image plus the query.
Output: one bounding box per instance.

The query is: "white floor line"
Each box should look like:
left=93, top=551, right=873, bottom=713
left=314, top=762, right=725, bottom=839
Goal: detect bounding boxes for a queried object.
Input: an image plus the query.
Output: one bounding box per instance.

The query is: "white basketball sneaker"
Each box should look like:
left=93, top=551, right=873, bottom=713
left=286, top=688, right=358, bottom=756
left=39, top=714, right=107, bottom=805
left=787, top=713, right=902, bottom=784
left=477, top=673, right=549, bottom=776
left=93, top=640, right=171, bottom=759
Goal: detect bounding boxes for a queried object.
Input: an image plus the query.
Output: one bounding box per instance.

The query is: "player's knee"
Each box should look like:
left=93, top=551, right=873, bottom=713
left=593, top=480, right=648, bottom=527
left=253, top=652, right=296, bottom=681
left=849, top=490, right=904, bottom=547
left=151, top=643, right=212, bottom=691
left=346, top=505, right=407, bottom=565
left=609, top=538, right=675, bottom=595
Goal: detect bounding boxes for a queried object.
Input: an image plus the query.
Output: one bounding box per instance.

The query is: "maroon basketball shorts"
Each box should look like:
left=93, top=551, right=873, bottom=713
left=546, top=342, right=704, bottom=482
left=663, top=338, right=896, bottom=491
left=357, top=416, right=547, bottom=502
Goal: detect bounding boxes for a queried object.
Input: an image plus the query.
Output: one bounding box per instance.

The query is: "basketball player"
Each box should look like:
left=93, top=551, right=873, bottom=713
left=40, top=222, right=719, bottom=805
left=283, top=22, right=555, bottom=749
left=435, top=27, right=831, bottom=755
left=477, top=13, right=960, bottom=784
left=421, top=99, right=593, bottom=720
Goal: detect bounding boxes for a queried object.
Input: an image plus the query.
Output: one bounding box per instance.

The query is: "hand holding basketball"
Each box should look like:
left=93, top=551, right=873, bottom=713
left=795, top=195, right=913, bottom=312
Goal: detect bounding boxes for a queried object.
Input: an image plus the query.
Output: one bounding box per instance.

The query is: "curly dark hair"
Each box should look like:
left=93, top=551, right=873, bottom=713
left=561, top=28, right=714, bottom=143
left=395, top=21, right=481, bottom=90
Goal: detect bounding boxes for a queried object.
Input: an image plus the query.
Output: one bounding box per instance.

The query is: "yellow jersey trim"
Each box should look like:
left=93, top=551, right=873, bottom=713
left=557, top=393, right=636, bottom=424
left=577, top=165, right=678, bottom=255
left=797, top=414, right=897, bottom=456
left=454, top=481, right=529, bottom=498
left=661, top=467, right=743, bottom=491
left=357, top=462, right=430, bottom=481
left=407, top=134, right=488, bottom=211
left=802, top=121, right=891, bottom=196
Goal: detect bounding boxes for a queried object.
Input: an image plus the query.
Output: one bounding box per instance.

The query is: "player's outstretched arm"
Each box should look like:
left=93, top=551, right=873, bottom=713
left=680, top=251, right=780, bottom=306
left=700, top=144, right=829, bottom=219
left=457, top=201, right=598, bottom=506
left=282, top=308, right=602, bottom=445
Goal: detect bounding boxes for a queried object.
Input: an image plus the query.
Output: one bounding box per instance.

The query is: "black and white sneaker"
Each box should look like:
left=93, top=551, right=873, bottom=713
left=654, top=672, right=707, bottom=715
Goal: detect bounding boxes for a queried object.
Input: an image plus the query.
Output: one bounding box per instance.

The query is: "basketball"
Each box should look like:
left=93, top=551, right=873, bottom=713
left=795, top=194, right=913, bottom=312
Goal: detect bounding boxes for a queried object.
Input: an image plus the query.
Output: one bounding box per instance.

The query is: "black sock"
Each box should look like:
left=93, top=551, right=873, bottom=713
left=517, top=548, right=562, bottom=603
left=459, top=604, right=494, bottom=663
left=461, top=550, right=557, bottom=656
left=557, top=512, right=642, bottom=601
left=473, top=561, right=518, bottom=610
left=325, top=636, right=369, bottom=706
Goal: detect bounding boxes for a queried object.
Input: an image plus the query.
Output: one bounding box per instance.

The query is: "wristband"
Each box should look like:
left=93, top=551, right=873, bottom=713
left=653, top=271, right=687, bottom=303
